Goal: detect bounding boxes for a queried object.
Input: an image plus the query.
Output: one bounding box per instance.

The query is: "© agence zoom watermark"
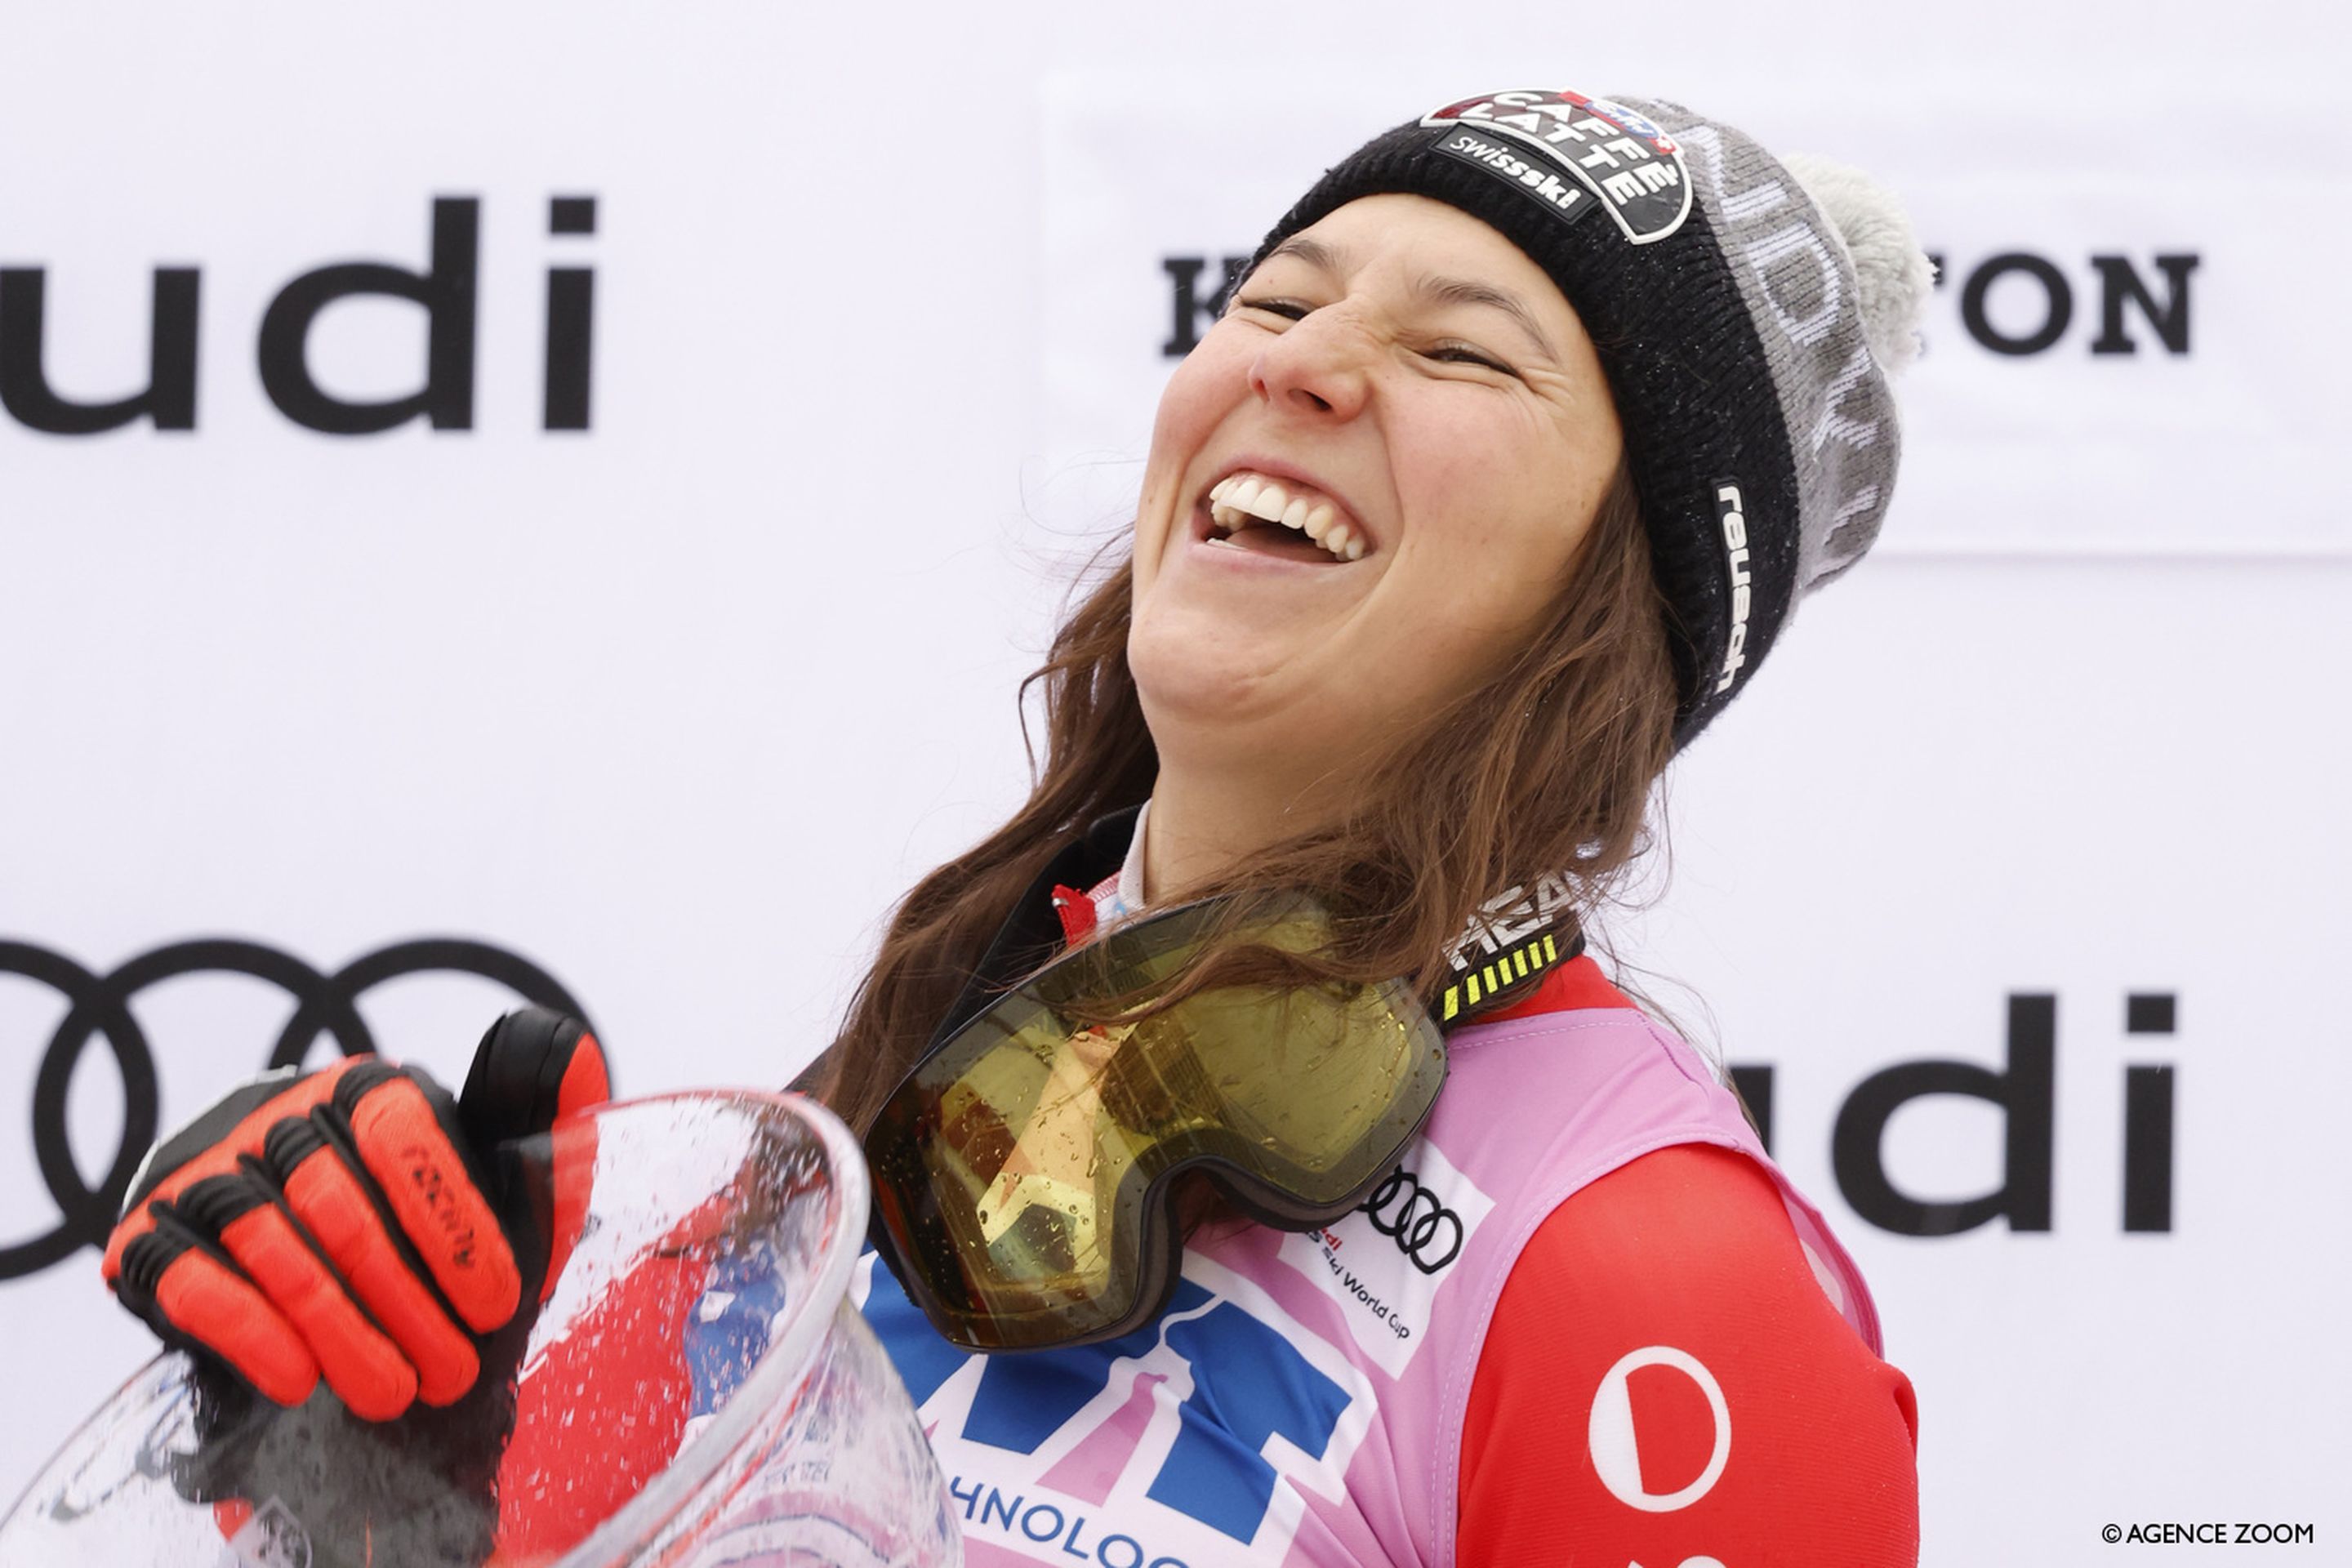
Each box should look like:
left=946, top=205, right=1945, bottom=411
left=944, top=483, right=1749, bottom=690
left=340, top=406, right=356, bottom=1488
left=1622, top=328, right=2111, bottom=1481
left=2103, top=1523, right=2316, bottom=1546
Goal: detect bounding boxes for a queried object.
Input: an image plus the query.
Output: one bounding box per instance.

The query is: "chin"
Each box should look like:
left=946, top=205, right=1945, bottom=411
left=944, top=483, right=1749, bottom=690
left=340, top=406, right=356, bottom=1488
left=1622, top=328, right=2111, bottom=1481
left=1130, top=630, right=1272, bottom=729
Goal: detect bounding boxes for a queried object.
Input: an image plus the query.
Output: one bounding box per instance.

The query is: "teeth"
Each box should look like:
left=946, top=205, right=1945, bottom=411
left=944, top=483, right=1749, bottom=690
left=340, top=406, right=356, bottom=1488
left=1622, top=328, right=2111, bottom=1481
left=1243, top=483, right=1290, bottom=523
left=1201, top=470, right=1368, bottom=561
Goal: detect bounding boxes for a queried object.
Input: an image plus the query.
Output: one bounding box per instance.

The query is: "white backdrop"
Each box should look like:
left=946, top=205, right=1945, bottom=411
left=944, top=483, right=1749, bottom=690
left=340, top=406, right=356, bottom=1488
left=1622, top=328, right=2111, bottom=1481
left=2, top=4, right=2346, bottom=1563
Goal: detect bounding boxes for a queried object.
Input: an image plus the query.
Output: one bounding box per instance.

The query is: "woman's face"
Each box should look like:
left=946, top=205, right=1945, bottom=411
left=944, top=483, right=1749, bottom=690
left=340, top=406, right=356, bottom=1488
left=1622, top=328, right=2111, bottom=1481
left=1129, top=193, right=1624, bottom=783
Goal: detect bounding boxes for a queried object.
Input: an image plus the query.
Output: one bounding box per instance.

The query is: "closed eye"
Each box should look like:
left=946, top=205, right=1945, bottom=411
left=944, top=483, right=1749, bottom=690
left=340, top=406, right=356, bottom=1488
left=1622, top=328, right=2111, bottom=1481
left=1233, top=296, right=1520, bottom=379
left=1231, top=294, right=1311, bottom=321
left=1424, top=342, right=1519, bottom=378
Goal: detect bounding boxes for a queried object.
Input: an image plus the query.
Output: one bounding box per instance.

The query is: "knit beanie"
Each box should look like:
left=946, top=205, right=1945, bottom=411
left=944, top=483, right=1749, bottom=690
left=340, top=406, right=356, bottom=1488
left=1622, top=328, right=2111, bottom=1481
left=1246, top=89, right=1934, bottom=747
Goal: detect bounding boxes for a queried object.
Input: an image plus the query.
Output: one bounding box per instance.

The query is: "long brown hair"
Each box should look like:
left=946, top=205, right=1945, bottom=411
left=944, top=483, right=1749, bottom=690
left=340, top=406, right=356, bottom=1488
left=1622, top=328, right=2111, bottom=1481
left=805, top=465, right=1679, bottom=1132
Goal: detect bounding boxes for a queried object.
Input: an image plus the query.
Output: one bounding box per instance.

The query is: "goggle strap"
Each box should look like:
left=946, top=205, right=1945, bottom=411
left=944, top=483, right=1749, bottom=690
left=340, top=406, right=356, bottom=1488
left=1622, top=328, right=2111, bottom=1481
left=1431, top=920, right=1587, bottom=1034
left=920, top=804, right=1580, bottom=1049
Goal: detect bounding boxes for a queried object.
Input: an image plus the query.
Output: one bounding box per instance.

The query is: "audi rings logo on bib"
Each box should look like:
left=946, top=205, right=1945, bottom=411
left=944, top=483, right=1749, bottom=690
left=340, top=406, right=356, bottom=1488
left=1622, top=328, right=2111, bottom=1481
left=1277, top=1142, right=1496, bottom=1379
left=0, top=935, right=593, bottom=1281
left=1359, top=1168, right=1463, bottom=1275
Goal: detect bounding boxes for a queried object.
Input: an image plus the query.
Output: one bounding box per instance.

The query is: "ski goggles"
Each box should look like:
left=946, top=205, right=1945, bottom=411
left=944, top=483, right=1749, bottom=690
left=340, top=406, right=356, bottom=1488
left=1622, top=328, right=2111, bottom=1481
left=864, top=894, right=1450, bottom=1352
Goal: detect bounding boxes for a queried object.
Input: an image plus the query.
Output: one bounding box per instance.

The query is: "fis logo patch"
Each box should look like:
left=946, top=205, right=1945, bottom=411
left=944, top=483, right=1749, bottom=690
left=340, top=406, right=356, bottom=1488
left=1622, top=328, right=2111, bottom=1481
left=1421, top=89, right=1693, bottom=244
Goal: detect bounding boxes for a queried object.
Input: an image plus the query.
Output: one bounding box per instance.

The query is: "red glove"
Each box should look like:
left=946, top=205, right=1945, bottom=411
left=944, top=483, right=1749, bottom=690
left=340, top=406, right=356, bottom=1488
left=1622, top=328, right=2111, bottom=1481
left=101, top=1008, right=609, bottom=1423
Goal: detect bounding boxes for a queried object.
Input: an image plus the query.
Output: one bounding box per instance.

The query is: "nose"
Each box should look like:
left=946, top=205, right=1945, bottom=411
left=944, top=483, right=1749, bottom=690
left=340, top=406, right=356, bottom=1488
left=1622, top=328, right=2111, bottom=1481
left=1248, top=310, right=1372, bottom=422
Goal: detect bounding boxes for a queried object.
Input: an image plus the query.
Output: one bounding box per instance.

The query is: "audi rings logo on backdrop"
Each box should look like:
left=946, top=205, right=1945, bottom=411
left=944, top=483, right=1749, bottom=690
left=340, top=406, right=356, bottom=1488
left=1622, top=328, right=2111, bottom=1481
left=1359, top=1167, right=1463, bottom=1275
left=0, top=936, right=593, bottom=1282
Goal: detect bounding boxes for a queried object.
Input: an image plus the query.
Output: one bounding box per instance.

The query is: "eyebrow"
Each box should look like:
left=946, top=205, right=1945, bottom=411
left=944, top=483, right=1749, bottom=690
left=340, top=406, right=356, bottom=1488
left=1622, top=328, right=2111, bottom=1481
left=1408, top=274, right=1560, bottom=363
left=1262, top=235, right=1561, bottom=362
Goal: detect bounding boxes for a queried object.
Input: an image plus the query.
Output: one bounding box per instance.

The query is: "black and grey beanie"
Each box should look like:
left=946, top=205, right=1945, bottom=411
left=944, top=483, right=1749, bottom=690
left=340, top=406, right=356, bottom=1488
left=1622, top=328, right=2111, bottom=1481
left=1246, top=89, right=1934, bottom=747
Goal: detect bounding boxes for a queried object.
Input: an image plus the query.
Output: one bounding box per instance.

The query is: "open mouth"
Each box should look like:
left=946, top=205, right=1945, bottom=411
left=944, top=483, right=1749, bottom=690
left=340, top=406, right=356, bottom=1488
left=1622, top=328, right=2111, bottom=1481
left=1201, top=470, right=1367, bottom=563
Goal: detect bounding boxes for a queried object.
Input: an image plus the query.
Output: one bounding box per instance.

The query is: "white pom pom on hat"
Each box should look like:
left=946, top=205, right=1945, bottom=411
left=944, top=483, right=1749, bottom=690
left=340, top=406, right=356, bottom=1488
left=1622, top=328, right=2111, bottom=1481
left=1780, top=153, right=1936, bottom=376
